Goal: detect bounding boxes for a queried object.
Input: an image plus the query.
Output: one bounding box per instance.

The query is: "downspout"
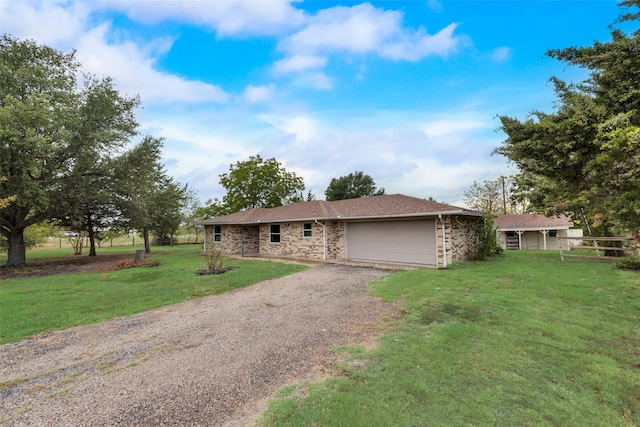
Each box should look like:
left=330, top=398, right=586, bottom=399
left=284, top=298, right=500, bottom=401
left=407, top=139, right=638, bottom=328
left=314, top=219, right=326, bottom=261
left=438, top=214, right=448, bottom=269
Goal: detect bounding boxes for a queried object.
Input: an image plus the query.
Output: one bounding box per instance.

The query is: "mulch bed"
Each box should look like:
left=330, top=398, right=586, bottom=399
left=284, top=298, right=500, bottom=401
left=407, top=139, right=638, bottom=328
left=0, top=253, right=142, bottom=280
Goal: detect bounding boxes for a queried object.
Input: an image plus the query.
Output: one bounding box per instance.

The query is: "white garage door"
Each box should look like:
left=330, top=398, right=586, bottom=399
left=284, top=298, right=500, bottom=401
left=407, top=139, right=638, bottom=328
left=346, top=220, right=437, bottom=266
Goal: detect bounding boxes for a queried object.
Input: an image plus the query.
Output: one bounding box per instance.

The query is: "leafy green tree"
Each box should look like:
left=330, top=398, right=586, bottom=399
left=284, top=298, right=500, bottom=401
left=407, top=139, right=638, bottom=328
left=180, top=188, right=205, bottom=243
left=324, top=171, right=385, bottom=201
left=113, top=135, right=163, bottom=253
left=148, top=177, right=189, bottom=246
left=1, top=35, right=80, bottom=267
left=0, top=177, right=15, bottom=209
left=197, top=198, right=231, bottom=219
left=464, top=177, right=522, bottom=215
left=495, top=1, right=640, bottom=237
left=219, top=155, right=305, bottom=211
left=0, top=35, right=140, bottom=266
left=53, top=75, right=139, bottom=256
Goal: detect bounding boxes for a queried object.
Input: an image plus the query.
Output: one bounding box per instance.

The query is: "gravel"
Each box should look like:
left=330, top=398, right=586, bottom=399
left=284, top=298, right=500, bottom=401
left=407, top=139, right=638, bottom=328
left=1, top=264, right=397, bottom=426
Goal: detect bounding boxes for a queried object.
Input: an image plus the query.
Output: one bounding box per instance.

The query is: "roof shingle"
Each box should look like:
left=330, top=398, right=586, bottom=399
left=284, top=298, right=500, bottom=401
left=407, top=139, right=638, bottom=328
left=493, top=214, right=573, bottom=230
left=198, top=194, right=481, bottom=225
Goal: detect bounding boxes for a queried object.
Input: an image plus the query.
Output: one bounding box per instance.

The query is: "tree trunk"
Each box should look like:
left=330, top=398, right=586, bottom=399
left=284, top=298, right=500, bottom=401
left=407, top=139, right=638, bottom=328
left=87, top=213, right=97, bottom=257
left=143, top=226, right=151, bottom=254
left=4, top=227, right=27, bottom=267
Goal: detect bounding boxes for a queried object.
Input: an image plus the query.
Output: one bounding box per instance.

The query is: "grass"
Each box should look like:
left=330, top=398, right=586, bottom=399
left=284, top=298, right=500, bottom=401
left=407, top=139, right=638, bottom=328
left=259, top=250, right=640, bottom=426
left=0, top=245, right=307, bottom=344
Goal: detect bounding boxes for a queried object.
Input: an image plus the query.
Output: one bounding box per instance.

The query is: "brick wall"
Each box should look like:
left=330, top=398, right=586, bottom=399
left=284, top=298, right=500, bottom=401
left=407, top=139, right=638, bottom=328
left=205, top=222, right=343, bottom=261
left=204, top=225, right=259, bottom=256
left=325, top=221, right=345, bottom=260
left=258, top=222, right=326, bottom=261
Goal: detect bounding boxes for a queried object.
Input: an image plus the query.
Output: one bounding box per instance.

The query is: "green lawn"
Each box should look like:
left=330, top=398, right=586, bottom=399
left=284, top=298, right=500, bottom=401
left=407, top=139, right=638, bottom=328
left=260, top=250, right=640, bottom=426
left=0, top=245, right=307, bottom=344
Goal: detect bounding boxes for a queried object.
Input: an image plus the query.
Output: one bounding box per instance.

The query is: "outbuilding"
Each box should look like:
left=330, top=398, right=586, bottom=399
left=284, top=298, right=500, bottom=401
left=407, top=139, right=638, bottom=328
left=198, top=194, right=485, bottom=268
left=494, top=214, right=582, bottom=250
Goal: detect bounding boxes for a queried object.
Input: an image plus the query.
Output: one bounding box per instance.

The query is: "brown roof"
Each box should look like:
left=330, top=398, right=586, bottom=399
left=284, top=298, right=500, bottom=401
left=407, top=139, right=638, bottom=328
left=198, top=194, right=482, bottom=225
left=493, top=214, right=573, bottom=230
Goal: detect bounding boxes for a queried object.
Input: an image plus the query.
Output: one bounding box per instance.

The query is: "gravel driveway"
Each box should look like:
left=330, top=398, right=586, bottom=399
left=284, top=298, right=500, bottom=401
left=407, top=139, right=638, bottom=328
left=1, top=264, right=396, bottom=426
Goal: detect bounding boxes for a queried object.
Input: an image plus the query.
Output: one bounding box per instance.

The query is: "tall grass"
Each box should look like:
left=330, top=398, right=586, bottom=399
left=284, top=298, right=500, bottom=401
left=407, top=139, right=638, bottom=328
left=0, top=245, right=307, bottom=344
left=260, top=251, right=640, bottom=426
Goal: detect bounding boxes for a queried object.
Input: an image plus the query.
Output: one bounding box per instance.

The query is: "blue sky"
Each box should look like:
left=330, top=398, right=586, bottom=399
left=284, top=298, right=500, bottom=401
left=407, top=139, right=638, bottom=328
left=1, top=0, right=632, bottom=206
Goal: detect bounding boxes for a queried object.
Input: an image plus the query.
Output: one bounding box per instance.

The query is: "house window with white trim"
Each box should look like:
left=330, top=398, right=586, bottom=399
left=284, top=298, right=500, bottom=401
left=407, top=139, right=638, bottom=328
left=549, top=229, right=558, bottom=237
left=303, top=223, right=312, bottom=238
left=214, top=225, right=221, bottom=242
left=270, top=224, right=281, bottom=243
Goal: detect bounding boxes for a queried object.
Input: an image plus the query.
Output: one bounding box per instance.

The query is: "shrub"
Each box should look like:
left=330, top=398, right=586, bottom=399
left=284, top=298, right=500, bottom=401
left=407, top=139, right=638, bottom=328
left=613, top=254, right=640, bottom=271
left=473, top=216, right=503, bottom=261
left=204, top=245, right=226, bottom=271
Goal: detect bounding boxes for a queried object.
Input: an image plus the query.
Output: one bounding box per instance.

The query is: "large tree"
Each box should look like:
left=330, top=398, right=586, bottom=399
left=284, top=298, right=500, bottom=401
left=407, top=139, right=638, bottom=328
left=114, top=135, right=160, bottom=253
left=219, top=155, right=305, bottom=212
left=0, top=35, right=141, bottom=266
left=494, top=1, right=640, bottom=237
left=0, top=35, right=80, bottom=267
left=324, top=171, right=385, bottom=201
left=54, top=75, right=139, bottom=256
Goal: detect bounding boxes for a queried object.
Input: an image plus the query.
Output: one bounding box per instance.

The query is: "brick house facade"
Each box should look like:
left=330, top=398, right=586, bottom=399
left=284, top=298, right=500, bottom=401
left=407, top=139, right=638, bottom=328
left=200, top=194, right=484, bottom=268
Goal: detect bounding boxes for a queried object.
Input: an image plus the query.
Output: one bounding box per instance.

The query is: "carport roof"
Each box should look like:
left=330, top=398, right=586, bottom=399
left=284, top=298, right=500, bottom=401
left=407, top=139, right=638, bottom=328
left=493, top=214, right=574, bottom=231
left=197, top=194, right=483, bottom=225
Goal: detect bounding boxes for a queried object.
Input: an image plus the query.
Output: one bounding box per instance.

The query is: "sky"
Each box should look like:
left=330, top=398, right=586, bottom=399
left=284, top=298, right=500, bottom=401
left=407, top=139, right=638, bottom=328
left=0, top=0, right=633, bottom=207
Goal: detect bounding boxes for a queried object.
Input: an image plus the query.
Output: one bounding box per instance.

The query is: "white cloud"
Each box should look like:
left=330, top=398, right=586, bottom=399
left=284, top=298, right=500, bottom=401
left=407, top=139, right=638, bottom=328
left=388, top=156, right=509, bottom=206
left=281, top=4, right=399, bottom=55
left=491, top=46, right=512, bottom=62
left=422, top=116, right=488, bottom=138
left=242, top=84, right=275, bottom=103
left=0, top=0, right=89, bottom=48
left=297, top=72, right=334, bottom=90
left=75, top=24, right=229, bottom=104
left=276, top=3, right=462, bottom=72
left=273, top=54, right=327, bottom=74
left=380, top=23, right=459, bottom=61
left=96, top=0, right=305, bottom=36
left=260, top=114, right=318, bottom=142
left=3, top=1, right=229, bottom=105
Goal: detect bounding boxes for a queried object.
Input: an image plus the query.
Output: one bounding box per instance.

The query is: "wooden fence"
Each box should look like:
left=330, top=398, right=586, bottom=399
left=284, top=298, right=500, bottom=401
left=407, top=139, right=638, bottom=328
left=558, top=236, right=636, bottom=262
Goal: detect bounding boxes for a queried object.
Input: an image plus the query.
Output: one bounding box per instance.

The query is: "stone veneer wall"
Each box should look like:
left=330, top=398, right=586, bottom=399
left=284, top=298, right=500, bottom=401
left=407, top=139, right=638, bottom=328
left=436, top=216, right=482, bottom=267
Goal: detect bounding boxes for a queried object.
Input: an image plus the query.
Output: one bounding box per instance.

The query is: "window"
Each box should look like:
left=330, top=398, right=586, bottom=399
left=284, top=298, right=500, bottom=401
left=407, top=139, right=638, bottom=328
left=549, top=230, right=558, bottom=237
left=214, top=225, right=221, bottom=242
left=270, top=224, right=281, bottom=243
left=303, top=223, right=312, bottom=238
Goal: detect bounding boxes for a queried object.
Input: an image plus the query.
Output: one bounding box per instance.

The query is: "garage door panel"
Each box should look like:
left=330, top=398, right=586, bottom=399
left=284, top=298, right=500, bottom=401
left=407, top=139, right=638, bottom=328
left=347, top=220, right=436, bottom=266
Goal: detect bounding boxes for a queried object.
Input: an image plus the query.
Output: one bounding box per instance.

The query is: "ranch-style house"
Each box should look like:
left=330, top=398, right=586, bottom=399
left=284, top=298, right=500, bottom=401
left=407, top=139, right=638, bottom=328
left=198, top=194, right=485, bottom=268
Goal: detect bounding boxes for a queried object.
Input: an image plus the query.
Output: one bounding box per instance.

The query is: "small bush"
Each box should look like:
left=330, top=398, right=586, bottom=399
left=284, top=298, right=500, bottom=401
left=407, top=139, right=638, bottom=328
left=203, top=245, right=226, bottom=272
left=613, top=255, right=640, bottom=271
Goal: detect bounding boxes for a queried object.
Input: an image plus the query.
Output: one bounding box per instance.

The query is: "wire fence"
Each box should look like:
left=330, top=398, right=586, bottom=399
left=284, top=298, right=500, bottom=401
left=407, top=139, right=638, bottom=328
left=35, top=234, right=203, bottom=250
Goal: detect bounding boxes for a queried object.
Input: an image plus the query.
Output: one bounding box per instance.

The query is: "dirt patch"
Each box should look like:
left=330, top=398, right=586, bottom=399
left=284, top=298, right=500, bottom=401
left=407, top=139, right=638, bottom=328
left=0, top=253, right=138, bottom=280
left=0, top=264, right=398, bottom=426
